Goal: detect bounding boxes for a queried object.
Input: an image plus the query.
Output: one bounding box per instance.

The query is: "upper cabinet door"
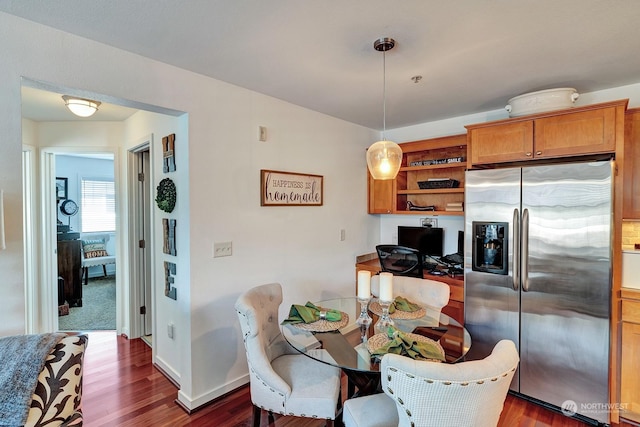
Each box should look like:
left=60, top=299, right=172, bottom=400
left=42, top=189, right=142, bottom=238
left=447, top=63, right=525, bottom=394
left=468, top=121, right=534, bottom=165
left=534, top=107, right=617, bottom=159
left=367, top=172, right=394, bottom=214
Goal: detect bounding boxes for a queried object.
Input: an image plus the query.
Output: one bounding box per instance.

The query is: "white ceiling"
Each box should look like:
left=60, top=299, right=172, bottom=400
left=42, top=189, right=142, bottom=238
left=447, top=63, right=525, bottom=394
left=5, top=0, right=640, bottom=128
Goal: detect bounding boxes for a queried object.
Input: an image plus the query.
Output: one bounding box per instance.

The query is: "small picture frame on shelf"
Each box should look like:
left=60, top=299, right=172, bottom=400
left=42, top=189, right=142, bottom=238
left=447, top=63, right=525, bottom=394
left=56, top=177, right=68, bottom=200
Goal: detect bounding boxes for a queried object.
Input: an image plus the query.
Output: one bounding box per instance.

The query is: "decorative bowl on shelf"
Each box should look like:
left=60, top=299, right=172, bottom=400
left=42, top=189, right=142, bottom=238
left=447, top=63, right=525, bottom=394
left=505, top=88, right=579, bottom=117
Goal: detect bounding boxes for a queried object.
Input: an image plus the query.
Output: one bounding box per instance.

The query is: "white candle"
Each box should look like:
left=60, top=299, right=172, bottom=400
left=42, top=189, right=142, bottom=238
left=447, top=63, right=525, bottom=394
left=379, top=272, right=394, bottom=302
left=357, top=270, right=371, bottom=299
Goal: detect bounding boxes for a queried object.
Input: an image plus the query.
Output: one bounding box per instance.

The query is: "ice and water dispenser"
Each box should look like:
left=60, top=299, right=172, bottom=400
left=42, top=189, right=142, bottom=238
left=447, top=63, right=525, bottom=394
left=471, top=222, right=508, bottom=275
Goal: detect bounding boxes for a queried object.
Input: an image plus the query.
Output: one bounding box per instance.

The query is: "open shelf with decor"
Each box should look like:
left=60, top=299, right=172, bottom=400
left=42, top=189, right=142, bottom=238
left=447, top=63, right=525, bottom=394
left=368, top=134, right=466, bottom=215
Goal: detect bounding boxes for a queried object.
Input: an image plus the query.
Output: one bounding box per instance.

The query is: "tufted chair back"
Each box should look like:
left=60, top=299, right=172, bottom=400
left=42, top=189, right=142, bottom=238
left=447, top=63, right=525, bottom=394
left=235, top=283, right=341, bottom=426
left=371, top=274, right=450, bottom=319
left=235, top=283, right=296, bottom=411
left=381, top=339, right=519, bottom=427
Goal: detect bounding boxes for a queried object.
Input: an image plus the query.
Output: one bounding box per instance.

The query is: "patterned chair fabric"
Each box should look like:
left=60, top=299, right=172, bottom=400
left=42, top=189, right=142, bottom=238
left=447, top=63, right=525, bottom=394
left=234, top=283, right=341, bottom=427
left=343, top=340, right=519, bottom=427
left=371, top=275, right=450, bottom=319
left=25, top=334, right=88, bottom=427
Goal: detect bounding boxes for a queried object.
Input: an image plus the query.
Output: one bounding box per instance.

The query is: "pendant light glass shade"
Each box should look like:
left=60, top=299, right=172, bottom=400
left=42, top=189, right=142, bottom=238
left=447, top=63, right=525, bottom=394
left=366, top=140, right=402, bottom=180
left=62, top=95, right=101, bottom=117
left=367, top=37, right=402, bottom=180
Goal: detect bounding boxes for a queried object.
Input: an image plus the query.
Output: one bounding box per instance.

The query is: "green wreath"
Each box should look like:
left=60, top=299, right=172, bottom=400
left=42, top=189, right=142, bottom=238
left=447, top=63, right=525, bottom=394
left=156, top=178, right=177, bottom=213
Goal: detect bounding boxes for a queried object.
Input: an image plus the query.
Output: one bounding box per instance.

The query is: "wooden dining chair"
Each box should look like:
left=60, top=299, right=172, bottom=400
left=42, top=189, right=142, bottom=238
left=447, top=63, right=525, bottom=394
left=234, top=283, right=342, bottom=427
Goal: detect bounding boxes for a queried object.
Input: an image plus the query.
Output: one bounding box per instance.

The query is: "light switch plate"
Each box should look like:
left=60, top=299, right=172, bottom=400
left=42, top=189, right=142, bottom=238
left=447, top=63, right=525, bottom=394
left=213, top=241, right=233, bottom=257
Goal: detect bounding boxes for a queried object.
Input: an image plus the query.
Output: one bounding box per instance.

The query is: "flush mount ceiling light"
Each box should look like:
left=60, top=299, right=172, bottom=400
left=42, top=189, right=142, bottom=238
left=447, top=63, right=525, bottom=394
left=366, top=37, right=402, bottom=180
left=61, top=95, right=101, bottom=117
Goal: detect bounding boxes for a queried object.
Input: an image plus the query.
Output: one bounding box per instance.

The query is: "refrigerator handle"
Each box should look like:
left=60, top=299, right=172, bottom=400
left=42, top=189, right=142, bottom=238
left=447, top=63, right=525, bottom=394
left=512, top=208, right=520, bottom=291
left=522, top=208, right=530, bottom=292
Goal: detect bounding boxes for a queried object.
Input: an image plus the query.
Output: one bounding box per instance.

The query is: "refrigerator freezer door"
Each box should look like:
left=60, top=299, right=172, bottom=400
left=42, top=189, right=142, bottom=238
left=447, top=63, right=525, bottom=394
left=464, top=167, right=522, bottom=390
left=520, top=161, right=612, bottom=423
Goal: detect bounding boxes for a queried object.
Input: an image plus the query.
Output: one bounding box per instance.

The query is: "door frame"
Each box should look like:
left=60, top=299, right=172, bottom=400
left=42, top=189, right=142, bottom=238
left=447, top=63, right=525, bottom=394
left=22, top=144, right=38, bottom=333
left=127, top=135, right=156, bottom=340
left=37, top=147, right=120, bottom=333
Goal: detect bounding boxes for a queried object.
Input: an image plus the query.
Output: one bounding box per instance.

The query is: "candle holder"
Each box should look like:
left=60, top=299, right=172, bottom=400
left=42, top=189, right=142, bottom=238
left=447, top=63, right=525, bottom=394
left=356, top=296, right=372, bottom=342
left=374, top=299, right=394, bottom=335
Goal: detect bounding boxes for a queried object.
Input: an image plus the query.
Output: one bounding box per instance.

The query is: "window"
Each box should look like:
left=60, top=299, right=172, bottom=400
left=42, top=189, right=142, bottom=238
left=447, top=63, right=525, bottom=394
left=81, top=177, right=115, bottom=232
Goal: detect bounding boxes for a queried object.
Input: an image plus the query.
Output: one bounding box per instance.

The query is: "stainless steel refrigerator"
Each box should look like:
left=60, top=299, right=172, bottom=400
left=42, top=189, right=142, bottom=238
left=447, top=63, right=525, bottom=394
left=464, top=161, right=612, bottom=424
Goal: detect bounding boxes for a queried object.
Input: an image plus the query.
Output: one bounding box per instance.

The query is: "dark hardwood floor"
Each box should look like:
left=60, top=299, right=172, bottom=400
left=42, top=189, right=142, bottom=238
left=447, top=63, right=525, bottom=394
left=81, top=332, right=635, bottom=426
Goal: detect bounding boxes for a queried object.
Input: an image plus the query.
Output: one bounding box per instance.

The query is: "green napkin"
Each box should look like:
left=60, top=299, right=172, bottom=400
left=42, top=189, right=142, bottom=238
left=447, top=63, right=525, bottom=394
left=372, top=326, right=445, bottom=361
left=388, top=296, right=421, bottom=314
left=281, top=302, right=342, bottom=325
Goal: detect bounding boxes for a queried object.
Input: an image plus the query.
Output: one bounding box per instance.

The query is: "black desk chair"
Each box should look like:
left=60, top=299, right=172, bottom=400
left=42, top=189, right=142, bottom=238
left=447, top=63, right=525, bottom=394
left=376, top=245, right=423, bottom=278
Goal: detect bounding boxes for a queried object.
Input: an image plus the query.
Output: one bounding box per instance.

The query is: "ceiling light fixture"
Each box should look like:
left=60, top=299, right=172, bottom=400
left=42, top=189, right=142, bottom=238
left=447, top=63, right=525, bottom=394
left=61, top=95, right=101, bottom=117
left=366, top=37, right=402, bottom=180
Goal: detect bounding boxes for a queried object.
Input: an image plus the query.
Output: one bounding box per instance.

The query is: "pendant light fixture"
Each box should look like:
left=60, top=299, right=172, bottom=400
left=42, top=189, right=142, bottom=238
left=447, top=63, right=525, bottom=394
left=366, top=37, right=402, bottom=180
left=61, top=95, right=101, bottom=117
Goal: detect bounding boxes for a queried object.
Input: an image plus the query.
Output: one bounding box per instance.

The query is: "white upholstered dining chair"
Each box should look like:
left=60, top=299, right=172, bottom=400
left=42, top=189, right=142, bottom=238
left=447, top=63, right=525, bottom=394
left=371, top=274, right=450, bottom=319
left=234, top=283, right=342, bottom=427
left=343, top=339, right=519, bottom=427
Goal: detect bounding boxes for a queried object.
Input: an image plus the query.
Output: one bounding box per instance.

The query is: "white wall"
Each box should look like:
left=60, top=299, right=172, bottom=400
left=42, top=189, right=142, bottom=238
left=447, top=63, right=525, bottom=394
left=0, top=12, right=378, bottom=410
left=121, top=110, right=186, bottom=386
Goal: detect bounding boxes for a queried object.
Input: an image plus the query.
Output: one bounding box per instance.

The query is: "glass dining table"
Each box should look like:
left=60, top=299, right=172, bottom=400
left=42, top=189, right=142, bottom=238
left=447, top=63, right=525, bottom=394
left=281, top=297, right=471, bottom=396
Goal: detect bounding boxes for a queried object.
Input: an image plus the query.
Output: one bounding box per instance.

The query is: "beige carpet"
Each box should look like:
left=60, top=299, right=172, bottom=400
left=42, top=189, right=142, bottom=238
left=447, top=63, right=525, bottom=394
left=58, top=276, right=116, bottom=331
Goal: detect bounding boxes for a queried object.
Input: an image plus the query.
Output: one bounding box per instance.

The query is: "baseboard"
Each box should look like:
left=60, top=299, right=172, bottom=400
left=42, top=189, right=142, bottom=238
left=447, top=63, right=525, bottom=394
left=176, top=374, right=249, bottom=412
left=154, top=354, right=181, bottom=385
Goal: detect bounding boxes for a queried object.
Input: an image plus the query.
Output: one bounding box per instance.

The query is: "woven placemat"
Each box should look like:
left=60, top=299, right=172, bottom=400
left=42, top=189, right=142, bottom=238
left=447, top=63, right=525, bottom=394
left=369, top=300, right=426, bottom=320
left=292, top=312, right=349, bottom=332
left=366, top=332, right=445, bottom=362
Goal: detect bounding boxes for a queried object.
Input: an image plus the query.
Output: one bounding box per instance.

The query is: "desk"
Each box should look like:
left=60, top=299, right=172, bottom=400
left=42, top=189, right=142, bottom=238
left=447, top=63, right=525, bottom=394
left=282, top=297, right=471, bottom=396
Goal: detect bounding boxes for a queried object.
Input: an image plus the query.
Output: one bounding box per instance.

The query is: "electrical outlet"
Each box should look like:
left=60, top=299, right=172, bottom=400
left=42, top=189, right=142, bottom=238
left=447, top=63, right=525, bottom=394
left=213, top=241, right=233, bottom=257
left=167, top=323, right=174, bottom=339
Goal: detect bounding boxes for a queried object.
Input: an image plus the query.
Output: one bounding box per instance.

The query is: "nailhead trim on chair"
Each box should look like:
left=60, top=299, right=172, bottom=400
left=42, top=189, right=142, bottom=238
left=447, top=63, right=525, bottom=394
left=385, top=365, right=518, bottom=427
left=236, top=307, right=334, bottom=422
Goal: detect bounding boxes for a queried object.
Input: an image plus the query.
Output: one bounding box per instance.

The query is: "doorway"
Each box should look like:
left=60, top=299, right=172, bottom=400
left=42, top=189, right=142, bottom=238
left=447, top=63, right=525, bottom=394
left=55, top=152, right=117, bottom=331
left=21, top=81, right=183, bottom=339
left=129, top=143, right=153, bottom=345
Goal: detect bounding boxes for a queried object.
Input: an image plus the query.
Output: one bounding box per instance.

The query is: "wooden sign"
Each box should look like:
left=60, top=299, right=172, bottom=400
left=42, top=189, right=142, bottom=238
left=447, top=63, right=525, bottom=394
left=162, top=134, right=176, bottom=173
left=260, top=170, right=323, bottom=206
left=162, top=218, right=177, bottom=255
left=164, top=261, right=177, bottom=300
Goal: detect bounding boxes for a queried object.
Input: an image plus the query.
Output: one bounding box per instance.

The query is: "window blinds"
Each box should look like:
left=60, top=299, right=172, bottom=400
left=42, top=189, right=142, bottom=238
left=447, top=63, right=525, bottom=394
left=81, top=178, right=115, bottom=232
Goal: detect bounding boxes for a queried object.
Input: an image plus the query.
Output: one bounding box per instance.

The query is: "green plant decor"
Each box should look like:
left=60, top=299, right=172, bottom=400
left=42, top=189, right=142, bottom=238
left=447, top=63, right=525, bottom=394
left=156, top=178, right=177, bottom=213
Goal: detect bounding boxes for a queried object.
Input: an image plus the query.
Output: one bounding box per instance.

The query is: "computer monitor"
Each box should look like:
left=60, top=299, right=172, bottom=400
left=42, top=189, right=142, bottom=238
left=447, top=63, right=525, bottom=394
left=397, top=226, right=444, bottom=257
left=457, top=230, right=464, bottom=255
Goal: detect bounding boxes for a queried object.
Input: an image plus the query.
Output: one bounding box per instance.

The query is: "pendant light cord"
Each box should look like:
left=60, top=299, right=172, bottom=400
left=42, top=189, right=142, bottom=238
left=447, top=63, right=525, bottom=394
left=382, top=48, right=387, bottom=140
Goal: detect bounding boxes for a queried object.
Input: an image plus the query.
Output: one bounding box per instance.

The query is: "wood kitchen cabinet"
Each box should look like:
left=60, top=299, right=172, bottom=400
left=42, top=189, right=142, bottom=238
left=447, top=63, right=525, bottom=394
left=367, top=134, right=467, bottom=215
left=466, top=99, right=627, bottom=167
left=624, top=108, right=640, bottom=219
left=620, top=289, right=640, bottom=423
left=367, top=173, right=394, bottom=214
left=57, top=239, right=83, bottom=307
